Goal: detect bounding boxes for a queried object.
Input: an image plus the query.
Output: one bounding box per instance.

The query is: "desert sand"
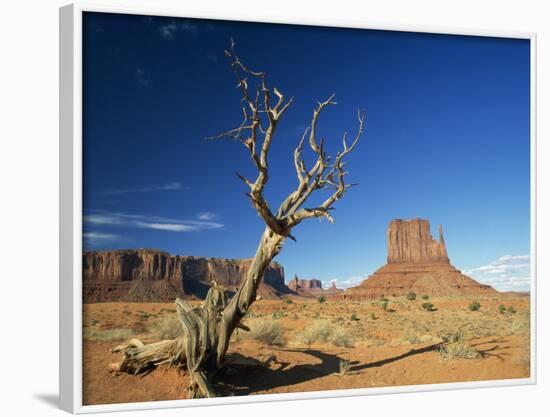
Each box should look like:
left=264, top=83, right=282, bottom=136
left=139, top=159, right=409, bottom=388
left=83, top=294, right=530, bottom=405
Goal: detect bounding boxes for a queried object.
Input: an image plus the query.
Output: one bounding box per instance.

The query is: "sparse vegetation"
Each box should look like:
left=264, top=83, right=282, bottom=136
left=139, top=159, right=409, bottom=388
left=406, top=291, right=417, bottom=301
left=339, top=359, right=352, bottom=375
left=439, top=330, right=479, bottom=360
left=421, top=294, right=430, bottom=301
left=84, top=328, right=135, bottom=342
left=498, top=304, right=506, bottom=314
left=507, top=306, right=517, bottom=314
left=294, top=320, right=354, bottom=349
left=318, top=295, right=327, bottom=303
left=468, top=301, right=481, bottom=311
left=422, top=302, right=435, bottom=312
left=370, top=312, right=378, bottom=320
left=380, top=300, right=389, bottom=311
left=272, top=311, right=285, bottom=320
left=285, top=298, right=294, bottom=304
left=331, top=327, right=355, bottom=348
left=243, top=317, right=285, bottom=346
left=350, top=313, right=360, bottom=321
left=148, top=316, right=183, bottom=340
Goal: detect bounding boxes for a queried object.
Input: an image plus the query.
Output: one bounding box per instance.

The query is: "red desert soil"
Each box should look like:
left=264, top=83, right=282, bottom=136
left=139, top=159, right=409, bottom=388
left=83, top=297, right=530, bottom=405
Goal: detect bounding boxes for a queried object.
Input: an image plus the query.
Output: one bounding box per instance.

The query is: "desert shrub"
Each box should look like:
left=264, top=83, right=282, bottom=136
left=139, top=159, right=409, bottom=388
left=294, top=320, right=332, bottom=348
left=370, top=312, right=378, bottom=320
left=380, top=300, right=389, bottom=311
left=285, top=298, right=294, bottom=304
left=440, top=329, right=466, bottom=343
left=339, top=359, right=352, bottom=375
left=243, top=317, right=285, bottom=346
left=84, top=328, right=135, bottom=342
left=318, top=295, right=327, bottom=303
left=509, top=312, right=529, bottom=336
left=439, top=331, right=479, bottom=360
left=148, top=315, right=183, bottom=340
left=421, top=294, right=430, bottom=301
left=468, top=301, right=481, bottom=311
left=498, top=304, right=506, bottom=314
left=422, top=302, right=435, bottom=312
left=330, top=327, right=355, bottom=348
left=350, top=313, right=360, bottom=321
left=379, top=295, right=388, bottom=302
left=406, top=291, right=417, bottom=301
left=507, top=306, right=517, bottom=314
left=294, top=320, right=353, bottom=348
left=272, top=311, right=285, bottom=320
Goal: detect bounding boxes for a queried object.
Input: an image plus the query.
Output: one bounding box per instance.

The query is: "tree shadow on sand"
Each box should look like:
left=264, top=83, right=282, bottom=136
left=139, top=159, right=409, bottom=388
left=216, top=344, right=444, bottom=396
left=214, top=337, right=514, bottom=395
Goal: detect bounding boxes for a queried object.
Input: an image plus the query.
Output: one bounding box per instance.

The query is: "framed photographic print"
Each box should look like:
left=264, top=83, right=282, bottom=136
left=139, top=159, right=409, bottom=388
left=59, top=2, right=537, bottom=413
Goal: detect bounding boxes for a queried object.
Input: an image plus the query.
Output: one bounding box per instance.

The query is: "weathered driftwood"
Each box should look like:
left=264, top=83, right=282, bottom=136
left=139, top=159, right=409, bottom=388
left=111, top=39, right=365, bottom=398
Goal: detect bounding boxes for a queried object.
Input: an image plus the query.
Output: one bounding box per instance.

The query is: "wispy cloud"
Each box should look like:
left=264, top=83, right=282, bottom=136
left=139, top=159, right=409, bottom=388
left=135, top=68, right=151, bottom=86
left=84, top=211, right=223, bottom=233
left=197, top=212, right=218, bottom=221
left=466, top=254, right=531, bottom=292
left=159, top=20, right=198, bottom=39
left=101, top=182, right=185, bottom=196
left=83, top=232, right=120, bottom=244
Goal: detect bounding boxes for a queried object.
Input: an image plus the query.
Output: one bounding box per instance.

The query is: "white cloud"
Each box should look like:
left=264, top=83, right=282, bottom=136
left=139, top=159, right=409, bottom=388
left=84, top=211, right=223, bottom=233
left=101, top=182, right=184, bottom=196
left=159, top=20, right=198, bottom=39
left=321, top=275, right=366, bottom=289
left=83, top=232, right=120, bottom=244
left=197, top=212, right=217, bottom=221
left=466, top=254, right=531, bottom=292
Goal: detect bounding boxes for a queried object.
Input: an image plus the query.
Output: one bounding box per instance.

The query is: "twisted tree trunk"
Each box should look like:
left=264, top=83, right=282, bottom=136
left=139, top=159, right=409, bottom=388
left=111, top=228, right=282, bottom=398
left=110, top=40, right=365, bottom=398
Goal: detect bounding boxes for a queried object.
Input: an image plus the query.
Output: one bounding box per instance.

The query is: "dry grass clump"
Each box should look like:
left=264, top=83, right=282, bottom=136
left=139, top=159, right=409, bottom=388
left=516, top=345, right=531, bottom=370
left=401, top=327, right=439, bottom=345
left=438, top=330, right=479, bottom=360
left=331, top=327, right=355, bottom=348
left=148, top=315, right=183, bottom=340
left=294, top=320, right=354, bottom=348
left=339, top=359, right=352, bottom=375
left=84, top=328, right=135, bottom=342
left=509, top=311, right=530, bottom=336
left=242, top=317, right=285, bottom=346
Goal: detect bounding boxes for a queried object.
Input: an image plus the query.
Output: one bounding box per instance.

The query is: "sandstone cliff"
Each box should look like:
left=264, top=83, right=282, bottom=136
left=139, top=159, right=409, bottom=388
left=387, top=219, right=449, bottom=264
left=83, top=249, right=288, bottom=302
left=335, top=219, right=497, bottom=300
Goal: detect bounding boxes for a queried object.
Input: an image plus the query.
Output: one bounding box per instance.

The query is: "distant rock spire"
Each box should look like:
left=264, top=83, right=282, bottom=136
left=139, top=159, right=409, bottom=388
left=439, top=224, right=448, bottom=259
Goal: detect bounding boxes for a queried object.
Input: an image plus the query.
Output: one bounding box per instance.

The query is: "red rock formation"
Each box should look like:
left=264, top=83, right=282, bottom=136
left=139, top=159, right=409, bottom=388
left=387, top=219, right=449, bottom=264
left=334, top=219, right=497, bottom=300
left=83, top=249, right=288, bottom=302
left=288, top=275, right=343, bottom=297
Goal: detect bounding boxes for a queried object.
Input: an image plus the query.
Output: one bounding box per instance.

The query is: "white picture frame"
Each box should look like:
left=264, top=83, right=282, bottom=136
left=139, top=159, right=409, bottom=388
left=59, top=2, right=537, bottom=413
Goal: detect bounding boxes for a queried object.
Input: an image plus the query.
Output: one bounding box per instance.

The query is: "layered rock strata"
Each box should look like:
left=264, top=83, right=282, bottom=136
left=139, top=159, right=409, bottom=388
left=335, top=219, right=497, bottom=300
left=83, top=249, right=288, bottom=302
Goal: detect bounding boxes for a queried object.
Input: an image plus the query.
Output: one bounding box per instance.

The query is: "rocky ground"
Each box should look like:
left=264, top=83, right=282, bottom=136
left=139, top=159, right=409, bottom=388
left=83, top=295, right=530, bottom=405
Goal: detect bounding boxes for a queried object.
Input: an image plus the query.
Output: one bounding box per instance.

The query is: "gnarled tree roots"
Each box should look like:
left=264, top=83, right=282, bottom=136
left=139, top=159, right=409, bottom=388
left=111, top=283, right=247, bottom=398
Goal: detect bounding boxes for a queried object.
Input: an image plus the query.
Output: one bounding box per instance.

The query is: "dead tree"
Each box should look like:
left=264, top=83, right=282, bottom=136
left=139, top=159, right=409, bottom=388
left=111, top=40, right=365, bottom=398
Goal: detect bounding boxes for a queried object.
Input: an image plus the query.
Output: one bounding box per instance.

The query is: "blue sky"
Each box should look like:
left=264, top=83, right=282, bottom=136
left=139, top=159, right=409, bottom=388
left=82, top=12, right=531, bottom=291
